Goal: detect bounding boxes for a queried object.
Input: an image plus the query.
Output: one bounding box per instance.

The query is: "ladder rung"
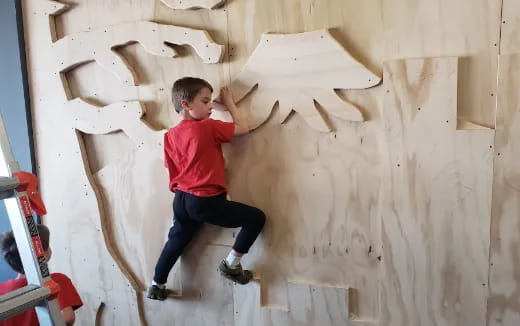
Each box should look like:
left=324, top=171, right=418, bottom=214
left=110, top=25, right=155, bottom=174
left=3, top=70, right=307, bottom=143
left=0, top=285, right=50, bottom=320
left=0, top=177, right=18, bottom=200
left=0, top=114, right=66, bottom=325
left=0, top=177, right=18, bottom=192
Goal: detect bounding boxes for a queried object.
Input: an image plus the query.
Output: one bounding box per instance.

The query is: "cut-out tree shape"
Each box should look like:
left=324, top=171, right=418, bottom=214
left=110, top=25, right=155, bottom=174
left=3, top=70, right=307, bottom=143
left=160, top=0, right=226, bottom=10
left=52, top=19, right=225, bottom=149
left=53, top=21, right=224, bottom=88
left=230, top=29, right=381, bottom=132
left=38, top=2, right=383, bottom=325
left=41, top=3, right=225, bottom=324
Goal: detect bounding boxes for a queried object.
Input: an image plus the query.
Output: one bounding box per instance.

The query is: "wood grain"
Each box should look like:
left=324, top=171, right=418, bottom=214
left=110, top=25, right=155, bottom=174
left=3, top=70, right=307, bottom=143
left=487, top=53, right=520, bottom=326
left=228, top=29, right=381, bottom=132
left=379, top=57, right=493, bottom=326
left=234, top=281, right=351, bottom=326
left=382, top=0, right=501, bottom=128
left=22, top=0, right=509, bottom=325
left=160, top=0, right=226, bottom=10
left=53, top=21, right=224, bottom=87
left=499, top=0, right=520, bottom=55
left=142, top=244, right=235, bottom=326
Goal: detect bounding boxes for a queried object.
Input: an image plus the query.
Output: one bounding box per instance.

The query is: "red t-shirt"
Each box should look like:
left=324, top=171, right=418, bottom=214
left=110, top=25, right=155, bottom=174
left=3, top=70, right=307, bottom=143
left=0, top=273, right=83, bottom=326
left=164, top=119, right=235, bottom=197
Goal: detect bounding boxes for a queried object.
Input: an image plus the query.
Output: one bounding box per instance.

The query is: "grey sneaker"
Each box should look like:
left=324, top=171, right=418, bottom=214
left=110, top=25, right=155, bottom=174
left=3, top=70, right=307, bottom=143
left=218, top=260, right=253, bottom=285
left=147, top=285, right=168, bottom=301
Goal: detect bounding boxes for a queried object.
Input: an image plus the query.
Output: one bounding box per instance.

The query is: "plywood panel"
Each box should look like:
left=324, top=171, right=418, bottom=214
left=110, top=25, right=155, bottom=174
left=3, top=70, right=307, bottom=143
left=22, top=0, right=510, bottom=325
left=225, top=1, right=384, bottom=320
left=54, top=1, right=229, bottom=125
left=499, top=0, right=520, bottom=54
left=53, top=21, right=224, bottom=86
left=228, top=29, right=381, bottom=131
left=160, top=0, right=226, bottom=10
left=142, top=244, right=235, bottom=326
left=54, top=0, right=230, bottom=171
left=22, top=2, right=144, bottom=325
left=234, top=281, right=351, bottom=326
left=226, top=0, right=384, bottom=81
left=93, top=145, right=170, bottom=289
left=379, top=57, right=493, bottom=326
left=225, top=90, right=384, bottom=321
left=382, top=0, right=501, bottom=128
left=487, top=53, right=520, bottom=326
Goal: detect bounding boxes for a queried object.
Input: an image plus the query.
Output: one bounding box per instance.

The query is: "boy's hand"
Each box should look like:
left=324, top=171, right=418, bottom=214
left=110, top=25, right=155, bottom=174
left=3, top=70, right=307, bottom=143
left=218, top=86, right=236, bottom=109
left=215, top=86, right=248, bottom=135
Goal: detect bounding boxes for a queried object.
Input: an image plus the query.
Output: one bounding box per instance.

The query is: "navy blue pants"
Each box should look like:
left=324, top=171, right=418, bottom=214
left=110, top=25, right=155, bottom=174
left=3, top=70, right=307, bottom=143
left=153, top=190, right=266, bottom=284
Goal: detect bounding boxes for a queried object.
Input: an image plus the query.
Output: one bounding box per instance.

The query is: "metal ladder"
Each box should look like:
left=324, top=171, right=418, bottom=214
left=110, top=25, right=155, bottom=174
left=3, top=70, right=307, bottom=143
left=0, top=114, right=65, bottom=325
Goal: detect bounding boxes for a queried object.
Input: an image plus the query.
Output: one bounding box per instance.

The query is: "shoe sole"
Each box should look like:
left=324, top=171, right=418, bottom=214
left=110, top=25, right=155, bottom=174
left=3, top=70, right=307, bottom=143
left=219, top=270, right=252, bottom=285
left=147, top=294, right=167, bottom=301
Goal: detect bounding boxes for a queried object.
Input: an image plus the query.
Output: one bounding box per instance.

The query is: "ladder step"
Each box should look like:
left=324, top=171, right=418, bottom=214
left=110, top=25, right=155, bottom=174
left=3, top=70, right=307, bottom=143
left=0, top=176, right=18, bottom=200
left=0, top=114, right=66, bottom=325
left=0, top=285, right=50, bottom=320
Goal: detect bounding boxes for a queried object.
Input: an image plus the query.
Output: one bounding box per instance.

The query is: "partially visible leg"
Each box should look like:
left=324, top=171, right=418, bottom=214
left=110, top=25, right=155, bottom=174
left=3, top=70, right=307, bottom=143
left=148, top=192, right=203, bottom=300
left=152, top=216, right=203, bottom=285
left=224, top=249, right=243, bottom=268
left=188, top=195, right=266, bottom=284
left=208, top=199, right=266, bottom=256
left=221, top=204, right=265, bottom=284
left=228, top=204, right=265, bottom=256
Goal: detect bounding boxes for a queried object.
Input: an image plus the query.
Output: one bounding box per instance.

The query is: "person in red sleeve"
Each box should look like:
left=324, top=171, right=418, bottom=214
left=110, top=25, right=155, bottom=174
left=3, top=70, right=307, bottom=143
left=0, top=224, right=82, bottom=325
left=147, top=77, right=266, bottom=300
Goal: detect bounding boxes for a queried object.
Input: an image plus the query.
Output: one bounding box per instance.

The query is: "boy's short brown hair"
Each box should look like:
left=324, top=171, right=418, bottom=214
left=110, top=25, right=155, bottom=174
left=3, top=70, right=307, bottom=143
left=172, top=77, right=213, bottom=113
left=0, top=224, right=50, bottom=274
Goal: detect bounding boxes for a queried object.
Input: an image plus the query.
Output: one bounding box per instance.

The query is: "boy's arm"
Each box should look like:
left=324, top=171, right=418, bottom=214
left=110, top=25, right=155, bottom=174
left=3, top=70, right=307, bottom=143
left=218, top=87, right=249, bottom=136
left=61, top=306, right=75, bottom=326
left=51, top=273, right=83, bottom=325
left=164, top=133, right=179, bottom=185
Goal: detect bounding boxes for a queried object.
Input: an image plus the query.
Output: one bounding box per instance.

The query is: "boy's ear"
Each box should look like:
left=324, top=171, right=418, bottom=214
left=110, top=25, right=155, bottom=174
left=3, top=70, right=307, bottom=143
left=181, top=100, right=190, bottom=111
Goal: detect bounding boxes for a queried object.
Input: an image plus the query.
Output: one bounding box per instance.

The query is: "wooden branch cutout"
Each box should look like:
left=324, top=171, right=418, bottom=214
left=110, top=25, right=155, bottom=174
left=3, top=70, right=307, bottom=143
left=53, top=21, right=225, bottom=85
left=160, top=0, right=226, bottom=10
left=43, top=0, right=69, bottom=16
left=230, top=29, right=381, bottom=132
left=43, top=1, right=70, bottom=43
left=67, top=98, right=163, bottom=148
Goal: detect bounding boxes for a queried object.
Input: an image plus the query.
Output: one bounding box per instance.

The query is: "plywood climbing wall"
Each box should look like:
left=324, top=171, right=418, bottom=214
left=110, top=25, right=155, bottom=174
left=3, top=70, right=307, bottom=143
left=485, top=3, right=520, bottom=326
left=487, top=53, right=520, bottom=326
left=19, top=0, right=517, bottom=326
left=379, top=57, right=494, bottom=326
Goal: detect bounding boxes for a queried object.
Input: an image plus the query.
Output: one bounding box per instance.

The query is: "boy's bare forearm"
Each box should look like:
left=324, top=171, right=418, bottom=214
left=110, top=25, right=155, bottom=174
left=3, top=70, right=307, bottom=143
left=227, top=102, right=249, bottom=136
